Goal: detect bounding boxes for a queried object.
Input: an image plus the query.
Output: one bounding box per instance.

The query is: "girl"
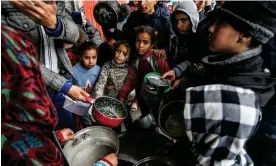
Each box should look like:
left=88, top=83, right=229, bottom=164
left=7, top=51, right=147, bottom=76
left=95, top=41, right=130, bottom=98
left=119, top=25, right=170, bottom=115
left=73, top=42, right=101, bottom=95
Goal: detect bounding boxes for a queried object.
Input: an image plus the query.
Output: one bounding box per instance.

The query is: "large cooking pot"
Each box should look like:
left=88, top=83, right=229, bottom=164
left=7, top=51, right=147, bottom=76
left=88, top=96, right=128, bottom=128
left=158, top=100, right=186, bottom=138
left=134, top=156, right=177, bottom=166
left=93, top=1, right=121, bottom=27
left=63, top=126, right=119, bottom=166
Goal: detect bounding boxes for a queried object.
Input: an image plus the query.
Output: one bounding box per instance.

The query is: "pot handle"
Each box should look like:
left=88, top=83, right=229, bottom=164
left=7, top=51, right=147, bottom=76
left=84, top=96, right=95, bottom=104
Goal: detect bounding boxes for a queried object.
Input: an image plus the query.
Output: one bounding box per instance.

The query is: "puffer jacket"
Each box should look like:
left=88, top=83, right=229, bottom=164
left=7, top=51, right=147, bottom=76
left=1, top=1, right=79, bottom=93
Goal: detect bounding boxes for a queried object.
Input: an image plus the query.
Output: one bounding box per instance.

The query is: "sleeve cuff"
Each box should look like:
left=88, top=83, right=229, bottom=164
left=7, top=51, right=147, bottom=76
left=60, top=82, right=72, bottom=94
left=55, top=130, right=65, bottom=142
left=93, top=158, right=112, bottom=166
left=173, top=67, right=183, bottom=79
left=44, top=17, right=63, bottom=37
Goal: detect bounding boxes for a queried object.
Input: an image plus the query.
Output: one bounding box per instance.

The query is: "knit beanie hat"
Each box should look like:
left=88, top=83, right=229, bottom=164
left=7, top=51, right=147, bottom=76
left=214, top=1, right=276, bottom=44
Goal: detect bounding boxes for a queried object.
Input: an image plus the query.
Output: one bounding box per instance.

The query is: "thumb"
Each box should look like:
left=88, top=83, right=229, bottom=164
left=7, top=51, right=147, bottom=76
left=161, top=72, right=169, bottom=79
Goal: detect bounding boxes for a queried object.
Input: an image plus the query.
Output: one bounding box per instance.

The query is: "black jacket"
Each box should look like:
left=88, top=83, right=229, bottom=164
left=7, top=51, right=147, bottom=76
left=123, top=6, right=172, bottom=49
left=187, top=46, right=276, bottom=108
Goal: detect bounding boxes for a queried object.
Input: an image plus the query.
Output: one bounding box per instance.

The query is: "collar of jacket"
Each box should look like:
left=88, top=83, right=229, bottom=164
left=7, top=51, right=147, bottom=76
left=139, top=50, right=152, bottom=59
left=202, top=45, right=262, bottom=66
left=111, top=59, right=128, bottom=68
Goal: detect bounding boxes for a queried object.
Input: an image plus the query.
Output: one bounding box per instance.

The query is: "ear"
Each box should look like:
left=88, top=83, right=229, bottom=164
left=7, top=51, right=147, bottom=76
left=238, top=33, right=252, bottom=45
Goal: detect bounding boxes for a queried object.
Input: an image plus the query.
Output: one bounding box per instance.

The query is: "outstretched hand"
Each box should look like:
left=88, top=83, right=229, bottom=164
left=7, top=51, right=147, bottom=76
left=10, top=0, right=58, bottom=29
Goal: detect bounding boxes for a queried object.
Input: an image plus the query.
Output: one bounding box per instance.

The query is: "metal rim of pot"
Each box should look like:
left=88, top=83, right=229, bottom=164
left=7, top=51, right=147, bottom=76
left=118, top=153, right=139, bottom=165
left=158, top=100, right=186, bottom=138
left=63, top=126, right=120, bottom=154
left=134, top=156, right=176, bottom=166
left=88, top=96, right=128, bottom=120
left=144, top=72, right=171, bottom=93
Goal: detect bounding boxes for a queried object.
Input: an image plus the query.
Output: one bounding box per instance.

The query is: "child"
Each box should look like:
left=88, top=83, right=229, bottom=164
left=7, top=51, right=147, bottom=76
left=183, top=84, right=261, bottom=166
left=119, top=25, right=170, bottom=116
left=64, top=27, right=89, bottom=66
left=95, top=41, right=130, bottom=98
left=162, top=2, right=276, bottom=165
left=73, top=42, right=101, bottom=95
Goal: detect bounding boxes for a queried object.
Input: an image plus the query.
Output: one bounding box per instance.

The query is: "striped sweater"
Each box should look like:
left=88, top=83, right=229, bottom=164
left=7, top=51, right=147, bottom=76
left=95, top=60, right=129, bottom=98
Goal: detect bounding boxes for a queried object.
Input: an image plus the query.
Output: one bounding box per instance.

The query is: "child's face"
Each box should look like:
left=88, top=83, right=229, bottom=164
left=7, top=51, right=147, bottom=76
left=173, top=12, right=192, bottom=35
left=114, top=44, right=129, bottom=64
left=139, top=0, right=156, bottom=14
left=136, top=32, right=152, bottom=56
left=194, top=0, right=205, bottom=12
left=80, top=49, right=97, bottom=69
left=208, top=19, right=242, bottom=54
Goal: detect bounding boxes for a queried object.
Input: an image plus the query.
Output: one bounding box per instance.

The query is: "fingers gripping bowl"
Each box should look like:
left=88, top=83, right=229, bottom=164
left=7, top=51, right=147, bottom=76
left=89, top=97, right=128, bottom=128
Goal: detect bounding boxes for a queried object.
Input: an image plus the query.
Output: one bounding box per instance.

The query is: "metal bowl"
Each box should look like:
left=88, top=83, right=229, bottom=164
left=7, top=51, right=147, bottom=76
left=134, top=156, right=176, bottom=166
left=144, top=72, right=171, bottom=91
left=63, top=126, right=119, bottom=166
left=91, top=96, right=128, bottom=128
left=158, top=101, right=186, bottom=138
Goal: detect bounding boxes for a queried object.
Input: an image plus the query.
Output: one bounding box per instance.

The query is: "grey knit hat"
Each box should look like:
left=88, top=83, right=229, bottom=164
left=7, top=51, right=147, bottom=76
left=215, top=1, right=276, bottom=44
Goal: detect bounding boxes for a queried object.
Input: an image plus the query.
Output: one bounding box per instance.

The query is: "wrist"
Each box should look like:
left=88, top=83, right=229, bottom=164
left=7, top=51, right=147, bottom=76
left=60, top=82, right=73, bottom=94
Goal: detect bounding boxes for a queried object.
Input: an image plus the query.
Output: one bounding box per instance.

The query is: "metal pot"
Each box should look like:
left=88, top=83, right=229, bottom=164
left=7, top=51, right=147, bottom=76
left=133, top=113, right=156, bottom=129
left=93, top=1, right=121, bottom=27
left=134, top=156, right=177, bottom=166
left=63, top=126, right=119, bottom=166
left=118, top=153, right=138, bottom=166
left=158, top=100, right=186, bottom=138
left=89, top=96, right=128, bottom=128
left=141, top=72, right=171, bottom=104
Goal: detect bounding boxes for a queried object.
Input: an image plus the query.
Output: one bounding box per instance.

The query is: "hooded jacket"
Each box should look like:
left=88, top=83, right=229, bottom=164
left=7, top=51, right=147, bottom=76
left=71, top=11, right=103, bottom=46
left=123, top=5, right=172, bottom=49
left=167, top=1, right=203, bottom=78
left=184, top=84, right=261, bottom=166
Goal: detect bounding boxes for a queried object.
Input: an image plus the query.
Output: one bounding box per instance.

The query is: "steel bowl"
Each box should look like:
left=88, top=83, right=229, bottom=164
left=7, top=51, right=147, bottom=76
left=91, top=96, right=128, bottom=128
left=134, top=156, right=177, bottom=166
left=158, top=100, right=186, bottom=138
left=63, top=126, right=119, bottom=166
left=144, top=72, right=171, bottom=92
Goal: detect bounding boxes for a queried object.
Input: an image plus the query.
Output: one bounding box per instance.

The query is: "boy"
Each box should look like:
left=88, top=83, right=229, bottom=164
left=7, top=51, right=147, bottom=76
left=123, top=0, right=172, bottom=50
left=165, top=2, right=276, bottom=164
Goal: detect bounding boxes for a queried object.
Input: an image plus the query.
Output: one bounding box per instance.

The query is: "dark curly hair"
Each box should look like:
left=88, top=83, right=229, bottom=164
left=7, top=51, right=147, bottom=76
left=78, top=41, right=98, bottom=57
left=113, top=40, right=131, bottom=56
left=134, top=25, right=156, bottom=45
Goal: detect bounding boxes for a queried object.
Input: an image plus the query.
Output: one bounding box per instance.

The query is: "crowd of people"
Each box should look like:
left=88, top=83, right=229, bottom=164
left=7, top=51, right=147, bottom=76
left=2, top=0, right=276, bottom=166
